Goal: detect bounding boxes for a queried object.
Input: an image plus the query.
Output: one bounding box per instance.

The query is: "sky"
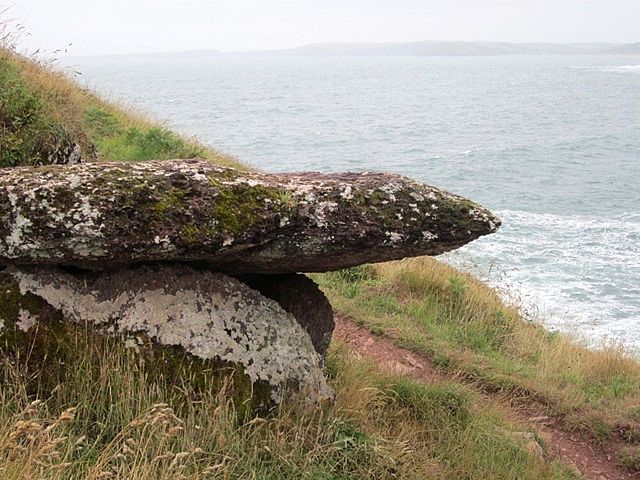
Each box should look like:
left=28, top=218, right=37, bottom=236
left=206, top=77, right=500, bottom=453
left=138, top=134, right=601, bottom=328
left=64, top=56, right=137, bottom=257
left=3, top=0, right=640, bottom=56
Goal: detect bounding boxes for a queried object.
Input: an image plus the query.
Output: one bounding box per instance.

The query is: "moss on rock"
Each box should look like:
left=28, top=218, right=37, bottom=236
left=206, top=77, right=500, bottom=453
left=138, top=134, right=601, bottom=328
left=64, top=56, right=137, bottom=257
left=0, top=160, right=500, bottom=273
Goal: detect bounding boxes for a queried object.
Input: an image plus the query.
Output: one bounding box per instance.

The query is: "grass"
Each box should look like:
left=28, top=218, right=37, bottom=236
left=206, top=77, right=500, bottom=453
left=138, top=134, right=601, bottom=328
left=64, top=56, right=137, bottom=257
left=314, top=258, right=640, bottom=440
left=0, top=46, right=243, bottom=168
left=620, top=446, right=640, bottom=471
left=0, top=330, right=579, bottom=479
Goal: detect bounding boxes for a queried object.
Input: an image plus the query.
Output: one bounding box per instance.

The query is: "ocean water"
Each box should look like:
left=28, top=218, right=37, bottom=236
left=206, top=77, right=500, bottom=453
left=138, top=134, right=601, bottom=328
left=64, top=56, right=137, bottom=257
left=63, top=54, right=640, bottom=349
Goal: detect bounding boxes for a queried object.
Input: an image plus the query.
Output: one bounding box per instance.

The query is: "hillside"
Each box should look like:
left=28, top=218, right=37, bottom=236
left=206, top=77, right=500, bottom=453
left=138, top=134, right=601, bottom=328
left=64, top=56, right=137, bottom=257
left=164, top=41, right=639, bottom=57
left=609, top=42, right=640, bottom=54
left=247, top=41, right=625, bottom=57
left=0, top=46, right=241, bottom=168
left=70, top=41, right=640, bottom=60
left=2, top=47, right=640, bottom=480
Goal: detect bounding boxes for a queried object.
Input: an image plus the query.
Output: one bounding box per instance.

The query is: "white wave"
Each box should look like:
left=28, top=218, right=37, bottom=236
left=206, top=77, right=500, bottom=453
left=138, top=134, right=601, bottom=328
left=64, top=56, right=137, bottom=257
left=497, top=209, right=640, bottom=230
left=570, top=65, right=640, bottom=74
left=599, top=65, right=640, bottom=73
left=441, top=209, right=640, bottom=352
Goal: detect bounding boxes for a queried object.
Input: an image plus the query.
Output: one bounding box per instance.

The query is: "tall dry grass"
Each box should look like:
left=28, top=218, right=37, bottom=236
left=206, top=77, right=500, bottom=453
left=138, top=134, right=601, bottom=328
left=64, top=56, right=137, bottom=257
left=0, top=330, right=578, bottom=479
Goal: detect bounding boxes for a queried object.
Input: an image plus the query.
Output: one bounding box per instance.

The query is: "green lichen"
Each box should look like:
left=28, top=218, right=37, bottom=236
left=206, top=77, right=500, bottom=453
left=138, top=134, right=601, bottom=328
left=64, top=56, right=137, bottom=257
left=435, top=194, right=483, bottom=232
left=209, top=181, right=281, bottom=236
left=179, top=224, right=217, bottom=245
left=354, top=188, right=388, bottom=207
left=350, top=188, right=407, bottom=229
left=152, top=188, right=188, bottom=214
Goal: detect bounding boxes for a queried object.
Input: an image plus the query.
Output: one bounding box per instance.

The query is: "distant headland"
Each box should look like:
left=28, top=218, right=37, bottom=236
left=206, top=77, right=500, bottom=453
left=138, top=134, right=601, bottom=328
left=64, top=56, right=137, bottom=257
left=82, top=40, right=640, bottom=58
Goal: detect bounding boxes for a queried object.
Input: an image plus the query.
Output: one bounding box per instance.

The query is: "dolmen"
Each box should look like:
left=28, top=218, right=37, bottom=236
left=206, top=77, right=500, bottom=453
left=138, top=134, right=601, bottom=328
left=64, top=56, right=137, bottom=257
left=0, top=159, right=500, bottom=407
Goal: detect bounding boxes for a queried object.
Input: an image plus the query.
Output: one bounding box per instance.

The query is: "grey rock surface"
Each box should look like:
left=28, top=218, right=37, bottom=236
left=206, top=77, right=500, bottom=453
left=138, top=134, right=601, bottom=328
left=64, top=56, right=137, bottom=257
left=4, top=264, right=333, bottom=405
left=0, top=159, right=500, bottom=273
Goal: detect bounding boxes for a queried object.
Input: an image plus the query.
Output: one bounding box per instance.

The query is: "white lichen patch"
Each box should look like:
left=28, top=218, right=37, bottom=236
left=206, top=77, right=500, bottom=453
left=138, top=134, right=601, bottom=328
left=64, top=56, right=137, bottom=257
left=469, top=207, right=500, bottom=232
left=10, top=265, right=333, bottom=405
left=422, top=231, right=438, bottom=241
left=385, top=231, right=404, bottom=243
left=229, top=178, right=269, bottom=188
left=311, top=200, right=339, bottom=228
left=66, top=173, right=84, bottom=189
left=0, top=317, right=4, bottom=335
left=16, top=309, right=38, bottom=332
left=4, top=191, right=34, bottom=256
left=340, top=185, right=354, bottom=200
left=379, top=184, right=400, bottom=202
left=409, top=191, right=425, bottom=202
left=1, top=170, right=108, bottom=260
left=285, top=182, right=320, bottom=202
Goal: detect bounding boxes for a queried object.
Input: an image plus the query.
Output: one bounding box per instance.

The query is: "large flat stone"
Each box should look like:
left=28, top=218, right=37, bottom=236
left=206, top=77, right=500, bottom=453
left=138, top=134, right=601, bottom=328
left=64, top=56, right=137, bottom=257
left=0, top=159, right=500, bottom=273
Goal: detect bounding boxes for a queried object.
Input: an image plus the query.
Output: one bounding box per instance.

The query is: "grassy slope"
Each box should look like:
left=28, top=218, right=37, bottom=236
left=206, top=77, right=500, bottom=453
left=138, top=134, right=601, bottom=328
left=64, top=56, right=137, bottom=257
left=0, top=46, right=242, bottom=168
left=314, top=261, right=640, bottom=457
left=0, top=48, right=636, bottom=478
left=0, top=333, right=579, bottom=479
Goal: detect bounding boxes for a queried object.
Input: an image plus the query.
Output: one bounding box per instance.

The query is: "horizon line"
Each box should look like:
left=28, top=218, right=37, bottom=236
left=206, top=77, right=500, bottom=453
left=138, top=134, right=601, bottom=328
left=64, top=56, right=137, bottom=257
left=57, top=39, right=640, bottom=59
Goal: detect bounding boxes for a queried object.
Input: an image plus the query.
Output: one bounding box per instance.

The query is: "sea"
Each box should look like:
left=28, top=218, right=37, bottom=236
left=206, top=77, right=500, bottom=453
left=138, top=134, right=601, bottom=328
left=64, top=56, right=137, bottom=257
left=62, top=53, right=640, bottom=350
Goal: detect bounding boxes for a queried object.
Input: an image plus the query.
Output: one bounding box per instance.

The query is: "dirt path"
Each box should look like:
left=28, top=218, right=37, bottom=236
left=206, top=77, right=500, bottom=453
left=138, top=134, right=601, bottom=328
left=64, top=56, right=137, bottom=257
left=333, top=313, right=638, bottom=480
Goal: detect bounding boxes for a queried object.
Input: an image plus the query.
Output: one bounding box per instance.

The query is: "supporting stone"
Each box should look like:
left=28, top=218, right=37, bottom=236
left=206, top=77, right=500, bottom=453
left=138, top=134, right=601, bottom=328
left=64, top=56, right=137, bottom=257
left=1, top=264, right=334, bottom=406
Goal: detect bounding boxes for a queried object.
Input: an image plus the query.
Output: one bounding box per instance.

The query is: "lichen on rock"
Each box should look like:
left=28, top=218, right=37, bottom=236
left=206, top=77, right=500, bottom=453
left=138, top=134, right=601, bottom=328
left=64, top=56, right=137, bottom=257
left=239, top=273, right=335, bottom=357
left=0, top=159, right=501, bottom=273
left=2, top=264, right=334, bottom=406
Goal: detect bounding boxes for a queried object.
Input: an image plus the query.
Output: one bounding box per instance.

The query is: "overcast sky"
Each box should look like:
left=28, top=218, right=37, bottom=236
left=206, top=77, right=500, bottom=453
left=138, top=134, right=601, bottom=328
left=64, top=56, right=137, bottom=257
left=4, top=0, right=640, bottom=56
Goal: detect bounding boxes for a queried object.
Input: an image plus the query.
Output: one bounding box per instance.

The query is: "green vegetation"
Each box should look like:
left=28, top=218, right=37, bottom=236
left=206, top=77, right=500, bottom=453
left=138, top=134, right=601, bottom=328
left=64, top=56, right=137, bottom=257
left=315, top=258, right=640, bottom=439
left=0, top=46, right=243, bottom=167
left=620, top=446, right=640, bottom=471
left=0, top=59, right=71, bottom=166
left=83, top=105, right=212, bottom=162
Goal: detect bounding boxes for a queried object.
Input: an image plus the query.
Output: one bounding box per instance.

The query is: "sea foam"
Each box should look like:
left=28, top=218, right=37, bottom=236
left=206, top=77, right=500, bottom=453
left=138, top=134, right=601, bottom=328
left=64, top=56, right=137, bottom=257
left=443, top=209, right=640, bottom=351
